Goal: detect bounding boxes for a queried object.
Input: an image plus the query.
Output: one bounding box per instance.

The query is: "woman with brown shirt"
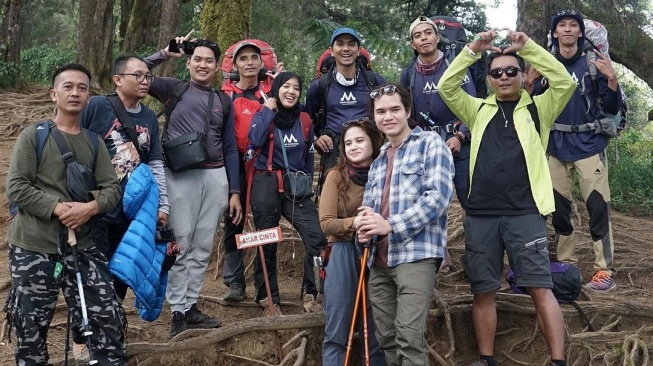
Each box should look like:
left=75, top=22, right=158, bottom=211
left=319, top=118, right=385, bottom=365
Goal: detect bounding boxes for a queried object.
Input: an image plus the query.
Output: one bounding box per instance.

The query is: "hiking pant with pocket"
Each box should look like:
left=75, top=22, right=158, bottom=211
left=165, top=167, right=229, bottom=313
left=322, top=241, right=385, bottom=366
left=368, top=258, right=438, bottom=366
left=9, top=245, right=127, bottom=366
left=548, top=153, right=614, bottom=273
left=249, top=172, right=327, bottom=304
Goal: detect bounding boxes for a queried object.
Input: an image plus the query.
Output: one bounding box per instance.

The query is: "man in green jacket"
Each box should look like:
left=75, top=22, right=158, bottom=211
left=437, top=31, right=575, bottom=366
left=6, top=64, right=126, bottom=365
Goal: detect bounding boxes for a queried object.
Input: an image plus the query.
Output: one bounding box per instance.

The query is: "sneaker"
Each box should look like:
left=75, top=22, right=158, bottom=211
left=585, top=270, right=616, bottom=292
left=258, top=297, right=283, bottom=316
left=303, top=294, right=323, bottom=313
left=72, top=342, right=90, bottom=365
left=170, top=311, right=187, bottom=338
left=223, top=283, right=246, bottom=302
left=185, top=304, right=221, bottom=329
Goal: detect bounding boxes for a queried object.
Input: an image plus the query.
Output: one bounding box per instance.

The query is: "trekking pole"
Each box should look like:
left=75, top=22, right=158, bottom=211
left=257, top=245, right=284, bottom=361
left=68, top=229, right=98, bottom=365
left=360, top=246, right=371, bottom=366
left=63, top=308, right=71, bottom=366
left=344, top=244, right=368, bottom=366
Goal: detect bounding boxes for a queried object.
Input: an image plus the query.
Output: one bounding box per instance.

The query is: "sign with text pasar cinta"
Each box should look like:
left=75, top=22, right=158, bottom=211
left=236, top=227, right=283, bottom=249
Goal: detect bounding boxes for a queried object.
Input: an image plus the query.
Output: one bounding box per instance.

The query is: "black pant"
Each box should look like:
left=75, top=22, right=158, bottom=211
left=94, top=219, right=130, bottom=301
left=222, top=157, right=248, bottom=287
left=250, top=172, right=327, bottom=304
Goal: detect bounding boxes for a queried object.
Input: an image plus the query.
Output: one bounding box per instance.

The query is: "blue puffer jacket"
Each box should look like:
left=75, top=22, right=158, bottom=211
left=109, top=163, right=167, bottom=321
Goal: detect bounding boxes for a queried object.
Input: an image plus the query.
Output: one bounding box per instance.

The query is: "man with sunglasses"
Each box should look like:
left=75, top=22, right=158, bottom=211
left=438, top=30, right=576, bottom=366
left=145, top=38, right=242, bottom=338
left=400, top=15, right=477, bottom=273
left=75, top=55, right=167, bottom=362
left=535, top=10, right=622, bottom=293
left=358, top=83, right=454, bottom=366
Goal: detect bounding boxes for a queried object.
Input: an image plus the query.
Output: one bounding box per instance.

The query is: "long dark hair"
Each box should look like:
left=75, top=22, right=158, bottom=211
left=331, top=118, right=384, bottom=209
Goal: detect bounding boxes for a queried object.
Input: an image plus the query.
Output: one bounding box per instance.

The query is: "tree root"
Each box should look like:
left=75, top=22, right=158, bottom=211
left=433, top=288, right=455, bottom=359
left=427, top=345, right=452, bottom=366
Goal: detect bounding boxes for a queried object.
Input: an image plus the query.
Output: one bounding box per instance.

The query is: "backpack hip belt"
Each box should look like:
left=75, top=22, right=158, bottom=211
left=553, top=121, right=600, bottom=134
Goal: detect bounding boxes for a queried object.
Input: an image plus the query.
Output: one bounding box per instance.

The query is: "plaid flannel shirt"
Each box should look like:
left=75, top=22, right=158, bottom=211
left=363, top=127, right=454, bottom=267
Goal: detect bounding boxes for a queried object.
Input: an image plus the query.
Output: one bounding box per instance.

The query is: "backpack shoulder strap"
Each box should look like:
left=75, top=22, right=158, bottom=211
left=361, top=69, right=379, bottom=89
left=316, top=73, right=331, bottom=134
left=106, top=94, right=147, bottom=162
left=34, top=120, right=53, bottom=165
left=217, top=90, right=231, bottom=119
left=526, top=101, right=541, bottom=137
left=406, top=61, right=418, bottom=121
left=160, top=81, right=190, bottom=142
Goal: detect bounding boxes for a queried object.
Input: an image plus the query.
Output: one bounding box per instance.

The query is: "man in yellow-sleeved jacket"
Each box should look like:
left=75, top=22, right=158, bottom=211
left=437, top=31, right=575, bottom=366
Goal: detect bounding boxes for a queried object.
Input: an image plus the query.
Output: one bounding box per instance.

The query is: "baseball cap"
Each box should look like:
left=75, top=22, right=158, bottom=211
left=233, top=41, right=261, bottom=59
left=410, top=16, right=438, bottom=37
left=550, top=10, right=585, bottom=50
left=330, top=28, right=361, bottom=45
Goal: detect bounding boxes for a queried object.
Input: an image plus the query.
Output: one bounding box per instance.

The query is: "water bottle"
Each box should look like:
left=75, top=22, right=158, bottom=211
left=245, top=145, right=255, bottom=161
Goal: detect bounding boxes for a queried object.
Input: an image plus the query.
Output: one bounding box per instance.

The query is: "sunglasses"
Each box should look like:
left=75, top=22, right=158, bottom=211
left=370, top=85, right=397, bottom=99
left=488, top=66, right=521, bottom=79
left=343, top=117, right=372, bottom=128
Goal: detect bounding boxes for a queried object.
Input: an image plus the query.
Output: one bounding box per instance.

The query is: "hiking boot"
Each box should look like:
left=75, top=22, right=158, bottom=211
left=303, top=294, right=323, bottom=313
left=170, top=311, right=187, bottom=338
left=585, top=270, right=616, bottom=292
left=258, top=297, right=283, bottom=316
left=185, top=304, right=221, bottom=329
left=73, top=342, right=90, bottom=365
left=223, top=283, right=246, bottom=302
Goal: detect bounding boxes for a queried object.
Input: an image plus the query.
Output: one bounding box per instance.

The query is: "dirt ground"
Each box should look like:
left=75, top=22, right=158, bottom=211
left=0, top=86, right=652, bottom=365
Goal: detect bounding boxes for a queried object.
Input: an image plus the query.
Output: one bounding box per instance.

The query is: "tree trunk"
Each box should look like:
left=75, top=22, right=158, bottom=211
left=122, top=0, right=149, bottom=53
left=156, top=0, right=181, bottom=77
left=119, top=0, right=134, bottom=50
left=0, top=0, right=22, bottom=64
left=78, top=0, right=116, bottom=90
left=144, top=0, right=162, bottom=47
left=516, top=0, right=554, bottom=48
left=200, top=0, right=251, bottom=60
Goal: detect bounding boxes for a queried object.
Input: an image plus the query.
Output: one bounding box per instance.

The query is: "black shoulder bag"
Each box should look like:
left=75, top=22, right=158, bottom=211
left=49, top=128, right=98, bottom=202
left=161, top=88, right=214, bottom=173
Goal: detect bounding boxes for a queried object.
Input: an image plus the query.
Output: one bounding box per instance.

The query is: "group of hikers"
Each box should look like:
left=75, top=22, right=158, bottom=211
left=5, top=8, right=622, bottom=366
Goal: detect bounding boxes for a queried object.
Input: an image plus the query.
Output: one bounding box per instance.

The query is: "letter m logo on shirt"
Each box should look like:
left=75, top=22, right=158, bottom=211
left=283, top=134, right=298, bottom=145
left=423, top=81, right=438, bottom=92
left=341, top=92, right=356, bottom=102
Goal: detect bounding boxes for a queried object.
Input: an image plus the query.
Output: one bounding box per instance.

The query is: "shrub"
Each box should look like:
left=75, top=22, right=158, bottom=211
left=0, top=61, right=21, bottom=88
left=21, top=45, right=76, bottom=85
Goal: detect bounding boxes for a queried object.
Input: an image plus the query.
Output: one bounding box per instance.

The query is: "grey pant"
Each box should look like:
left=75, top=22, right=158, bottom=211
left=368, top=258, right=438, bottom=366
left=165, top=167, right=229, bottom=313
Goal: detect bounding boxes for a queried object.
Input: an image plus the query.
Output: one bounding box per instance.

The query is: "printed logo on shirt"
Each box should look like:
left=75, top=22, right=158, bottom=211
left=423, top=81, right=439, bottom=94
left=571, top=72, right=579, bottom=86
left=106, top=118, right=150, bottom=181
left=340, top=92, right=357, bottom=105
left=243, top=109, right=252, bottom=114
left=283, top=133, right=299, bottom=148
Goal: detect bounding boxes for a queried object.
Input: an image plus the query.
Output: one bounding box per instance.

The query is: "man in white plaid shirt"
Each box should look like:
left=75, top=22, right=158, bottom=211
left=357, top=83, right=454, bottom=366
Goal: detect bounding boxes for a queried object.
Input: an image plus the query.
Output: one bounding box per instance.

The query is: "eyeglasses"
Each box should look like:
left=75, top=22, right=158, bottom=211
left=370, top=85, right=397, bottom=99
left=118, top=73, right=155, bottom=83
left=488, top=66, right=521, bottom=79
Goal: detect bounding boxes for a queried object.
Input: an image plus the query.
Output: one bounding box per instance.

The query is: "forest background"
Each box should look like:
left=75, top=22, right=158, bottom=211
left=0, top=0, right=652, bottom=213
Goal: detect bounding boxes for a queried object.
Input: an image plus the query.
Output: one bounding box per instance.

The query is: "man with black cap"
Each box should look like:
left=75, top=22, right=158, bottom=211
left=537, top=10, right=622, bottom=293
left=220, top=41, right=285, bottom=302
left=400, top=15, right=477, bottom=273
left=305, top=27, right=386, bottom=193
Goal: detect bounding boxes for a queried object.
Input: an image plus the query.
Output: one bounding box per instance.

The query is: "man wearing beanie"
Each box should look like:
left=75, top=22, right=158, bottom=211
left=536, top=10, right=622, bottom=293
left=400, top=16, right=476, bottom=273
left=306, top=27, right=386, bottom=197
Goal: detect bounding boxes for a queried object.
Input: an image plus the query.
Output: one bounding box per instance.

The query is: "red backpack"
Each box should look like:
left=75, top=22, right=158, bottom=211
left=221, top=39, right=278, bottom=82
left=314, top=47, right=372, bottom=79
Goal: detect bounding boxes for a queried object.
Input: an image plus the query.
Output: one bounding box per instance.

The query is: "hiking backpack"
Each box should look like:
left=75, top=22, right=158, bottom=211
left=8, top=121, right=99, bottom=221
left=312, top=47, right=378, bottom=135
left=430, top=16, right=488, bottom=98
left=546, top=18, right=627, bottom=137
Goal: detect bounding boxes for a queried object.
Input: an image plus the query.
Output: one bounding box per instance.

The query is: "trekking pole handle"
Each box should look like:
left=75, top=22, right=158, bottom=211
left=67, top=229, right=77, bottom=247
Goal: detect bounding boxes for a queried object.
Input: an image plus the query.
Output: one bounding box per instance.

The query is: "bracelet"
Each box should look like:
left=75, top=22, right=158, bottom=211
left=455, top=132, right=465, bottom=144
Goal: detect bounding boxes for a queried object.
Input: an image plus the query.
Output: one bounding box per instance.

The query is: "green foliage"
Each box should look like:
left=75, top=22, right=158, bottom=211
left=607, top=128, right=653, bottom=215
left=20, top=45, right=76, bottom=85
left=20, top=0, right=79, bottom=49
left=0, top=61, right=21, bottom=88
